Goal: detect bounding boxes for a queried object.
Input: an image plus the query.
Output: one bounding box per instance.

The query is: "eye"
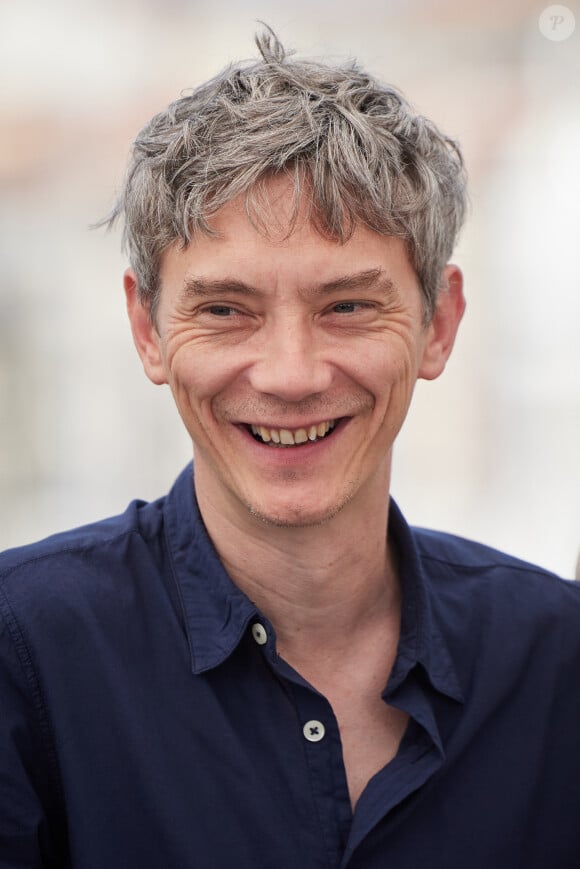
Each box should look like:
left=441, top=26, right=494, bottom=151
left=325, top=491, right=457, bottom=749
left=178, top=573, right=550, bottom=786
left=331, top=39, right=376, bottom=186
left=205, top=305, right=237, bottom=317
left=330, top=301, right=372, bottom=314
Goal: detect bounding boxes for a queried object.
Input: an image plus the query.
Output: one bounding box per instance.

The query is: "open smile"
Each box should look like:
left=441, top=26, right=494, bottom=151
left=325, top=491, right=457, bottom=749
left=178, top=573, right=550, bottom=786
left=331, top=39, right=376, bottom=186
left=245, top=419, right=342, bottom=448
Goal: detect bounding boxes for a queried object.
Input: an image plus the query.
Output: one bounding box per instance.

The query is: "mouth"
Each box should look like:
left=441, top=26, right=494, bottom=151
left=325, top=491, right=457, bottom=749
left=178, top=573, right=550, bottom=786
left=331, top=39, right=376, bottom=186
left=245, top=419, right=341, bottom=448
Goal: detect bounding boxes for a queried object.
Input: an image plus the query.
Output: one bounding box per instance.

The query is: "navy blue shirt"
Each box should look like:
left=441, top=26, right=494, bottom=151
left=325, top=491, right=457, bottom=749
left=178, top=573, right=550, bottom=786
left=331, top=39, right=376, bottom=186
left=1, top=463, right=580, bottom=868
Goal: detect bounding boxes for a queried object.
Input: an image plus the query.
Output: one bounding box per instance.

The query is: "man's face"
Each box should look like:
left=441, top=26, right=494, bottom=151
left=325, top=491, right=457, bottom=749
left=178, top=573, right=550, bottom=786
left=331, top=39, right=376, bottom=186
left=127, top=181, right=463, bottom=529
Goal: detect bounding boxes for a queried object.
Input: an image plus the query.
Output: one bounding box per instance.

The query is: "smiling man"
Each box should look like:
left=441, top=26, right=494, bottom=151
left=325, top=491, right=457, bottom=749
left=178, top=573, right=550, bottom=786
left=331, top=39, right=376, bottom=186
left=2, top=29, right=580, bottom=869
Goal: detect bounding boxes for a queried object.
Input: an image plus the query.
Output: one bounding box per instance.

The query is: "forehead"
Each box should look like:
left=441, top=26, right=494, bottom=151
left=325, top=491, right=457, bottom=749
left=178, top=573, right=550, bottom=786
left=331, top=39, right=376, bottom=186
left=158, top=180, right=420, bottom=298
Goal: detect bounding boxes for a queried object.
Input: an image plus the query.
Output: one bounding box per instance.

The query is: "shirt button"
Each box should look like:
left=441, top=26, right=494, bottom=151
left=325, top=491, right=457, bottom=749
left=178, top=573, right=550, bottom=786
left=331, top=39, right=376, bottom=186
left=251, top=623, right=268, bottom=645
left=303, top=720, right=326, bottom=742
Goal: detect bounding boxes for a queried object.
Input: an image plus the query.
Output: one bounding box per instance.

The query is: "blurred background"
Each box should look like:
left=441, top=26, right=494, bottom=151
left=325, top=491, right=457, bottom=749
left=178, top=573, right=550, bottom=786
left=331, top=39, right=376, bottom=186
left=1, top=0, right=578, bottom=576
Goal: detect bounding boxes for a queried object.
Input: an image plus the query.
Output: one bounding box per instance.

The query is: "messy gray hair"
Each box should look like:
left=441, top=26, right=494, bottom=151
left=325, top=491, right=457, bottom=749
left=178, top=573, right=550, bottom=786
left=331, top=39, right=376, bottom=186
left=105, top=27, right=467, bottom=322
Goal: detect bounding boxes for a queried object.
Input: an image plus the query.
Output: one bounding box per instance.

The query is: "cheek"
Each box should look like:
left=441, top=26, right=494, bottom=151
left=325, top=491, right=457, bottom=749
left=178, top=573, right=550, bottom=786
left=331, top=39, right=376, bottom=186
left=166, top=344, right=253, bottom=435
left=165, top=345, right=218, bottom=410
left=345, top=334, right=421, bottom=397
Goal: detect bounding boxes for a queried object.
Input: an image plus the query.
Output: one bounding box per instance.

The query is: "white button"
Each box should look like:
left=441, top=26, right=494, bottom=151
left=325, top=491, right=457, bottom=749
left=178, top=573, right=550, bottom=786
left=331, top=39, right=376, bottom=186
left=303, top=720, right=325, bottom=742
left=251, top=623, right=268, bottom=645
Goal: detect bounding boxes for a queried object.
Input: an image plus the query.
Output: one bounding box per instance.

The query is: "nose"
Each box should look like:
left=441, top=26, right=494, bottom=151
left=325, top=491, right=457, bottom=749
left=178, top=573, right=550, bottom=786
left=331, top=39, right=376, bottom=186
left=248, top=314, right=332, bottom=402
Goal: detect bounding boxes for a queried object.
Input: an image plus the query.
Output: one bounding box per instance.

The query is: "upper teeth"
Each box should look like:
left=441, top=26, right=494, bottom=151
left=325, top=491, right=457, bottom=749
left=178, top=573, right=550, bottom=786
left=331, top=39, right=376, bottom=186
left=250, top=420, right=336, bottom=445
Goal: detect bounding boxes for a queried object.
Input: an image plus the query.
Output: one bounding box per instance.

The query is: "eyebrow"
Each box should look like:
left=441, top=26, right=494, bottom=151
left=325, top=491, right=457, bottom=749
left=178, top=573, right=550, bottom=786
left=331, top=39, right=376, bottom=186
left=181, top=268, right=397, bottom=299
left=182, top=278, right=260, bottom=298
left=310, top=269, right=396, bottom=298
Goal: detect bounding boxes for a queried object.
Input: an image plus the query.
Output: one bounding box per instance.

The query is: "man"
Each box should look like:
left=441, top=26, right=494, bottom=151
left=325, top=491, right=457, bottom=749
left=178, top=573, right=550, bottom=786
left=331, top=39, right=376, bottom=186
left=1, top=28, right=579, bottom=869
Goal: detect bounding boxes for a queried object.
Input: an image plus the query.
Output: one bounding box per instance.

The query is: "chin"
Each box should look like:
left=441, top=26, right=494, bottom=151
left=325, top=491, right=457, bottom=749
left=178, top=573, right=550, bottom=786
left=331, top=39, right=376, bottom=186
left=243, top=488, right=355, bottom=529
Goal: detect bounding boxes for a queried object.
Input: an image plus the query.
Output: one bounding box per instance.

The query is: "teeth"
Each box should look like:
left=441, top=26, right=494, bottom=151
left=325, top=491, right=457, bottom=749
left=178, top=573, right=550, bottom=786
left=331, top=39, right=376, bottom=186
left=250, top=420, right=337, bottom=446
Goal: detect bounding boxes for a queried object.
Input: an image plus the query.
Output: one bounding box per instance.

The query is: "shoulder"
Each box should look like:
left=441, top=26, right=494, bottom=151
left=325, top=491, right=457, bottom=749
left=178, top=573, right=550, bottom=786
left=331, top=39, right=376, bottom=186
left=0, top=497, right=166, bottom=615
left=413, top=524, right=580, bottom=605
left=413, top=526, right=566, bottom=581
left=413, top=526, right=580, bottom=666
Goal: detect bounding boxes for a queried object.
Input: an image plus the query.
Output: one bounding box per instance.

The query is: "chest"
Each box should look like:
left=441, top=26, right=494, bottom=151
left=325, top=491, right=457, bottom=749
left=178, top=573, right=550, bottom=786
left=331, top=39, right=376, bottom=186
left=39, top=621, right=580, bottom=869
left=327, top=685, right=410, bottom=808
left=283, top=640, right=408, bottom=808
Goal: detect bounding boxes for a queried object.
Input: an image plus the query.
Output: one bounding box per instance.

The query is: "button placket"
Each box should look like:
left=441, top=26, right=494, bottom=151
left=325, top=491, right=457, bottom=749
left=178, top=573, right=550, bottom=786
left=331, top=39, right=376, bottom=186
left=265, top=662, right=350, bottom=864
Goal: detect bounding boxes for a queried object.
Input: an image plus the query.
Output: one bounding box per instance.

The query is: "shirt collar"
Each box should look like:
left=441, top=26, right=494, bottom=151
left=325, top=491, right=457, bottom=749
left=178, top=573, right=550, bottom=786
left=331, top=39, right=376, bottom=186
left=163, top=463, right=259, bottom=674
left=163, top=463, right=462, bottom=703
left=387, top=499, right=464, bottom=703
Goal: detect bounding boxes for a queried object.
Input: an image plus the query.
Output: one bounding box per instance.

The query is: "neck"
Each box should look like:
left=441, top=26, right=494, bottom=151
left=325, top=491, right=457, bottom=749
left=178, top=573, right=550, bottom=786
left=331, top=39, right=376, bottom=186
left=195, top=469, right=400, bottom=658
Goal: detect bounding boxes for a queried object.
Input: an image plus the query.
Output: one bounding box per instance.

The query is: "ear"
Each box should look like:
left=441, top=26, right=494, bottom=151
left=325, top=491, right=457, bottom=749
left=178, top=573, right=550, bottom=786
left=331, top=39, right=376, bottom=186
left=124, top=268, right=168, bottom=385
left=418, top=264, right=465, bottom=381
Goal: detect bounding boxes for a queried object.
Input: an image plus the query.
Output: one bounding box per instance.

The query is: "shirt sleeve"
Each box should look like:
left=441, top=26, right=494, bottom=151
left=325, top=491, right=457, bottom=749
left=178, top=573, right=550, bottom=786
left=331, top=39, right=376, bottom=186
left=0, top=592, right=65, bottom=868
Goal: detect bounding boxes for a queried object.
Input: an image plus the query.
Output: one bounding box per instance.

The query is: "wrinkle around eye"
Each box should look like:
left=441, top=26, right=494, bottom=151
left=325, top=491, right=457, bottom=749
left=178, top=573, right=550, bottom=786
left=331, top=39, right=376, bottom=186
left=169, top=303, right=253, bottom=327
left=321, top=301, right=387, bottom=329
left=164, top=306, right=259, bottom=351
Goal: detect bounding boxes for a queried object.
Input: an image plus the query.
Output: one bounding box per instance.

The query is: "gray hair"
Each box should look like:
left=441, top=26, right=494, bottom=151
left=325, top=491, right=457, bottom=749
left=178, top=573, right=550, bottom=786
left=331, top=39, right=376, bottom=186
left=105, top=27, right=467, bottom=322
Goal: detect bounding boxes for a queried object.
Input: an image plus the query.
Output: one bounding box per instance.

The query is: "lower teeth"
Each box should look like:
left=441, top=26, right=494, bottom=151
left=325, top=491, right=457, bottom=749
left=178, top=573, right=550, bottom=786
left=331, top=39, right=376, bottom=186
left=266, top=440, right=310, bottom=448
